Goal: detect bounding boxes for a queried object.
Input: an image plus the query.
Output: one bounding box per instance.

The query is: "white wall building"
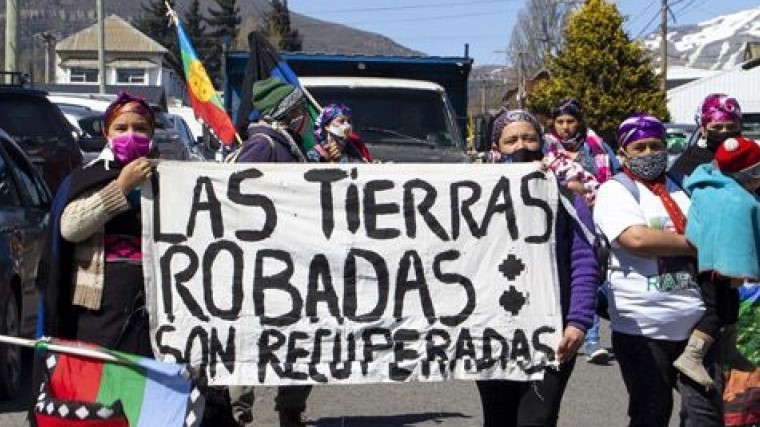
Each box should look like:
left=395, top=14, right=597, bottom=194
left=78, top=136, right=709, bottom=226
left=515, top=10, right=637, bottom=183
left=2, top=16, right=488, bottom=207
left=54, top=15, right=188, bottom=105
left=667, top=62, right=760, bottom=124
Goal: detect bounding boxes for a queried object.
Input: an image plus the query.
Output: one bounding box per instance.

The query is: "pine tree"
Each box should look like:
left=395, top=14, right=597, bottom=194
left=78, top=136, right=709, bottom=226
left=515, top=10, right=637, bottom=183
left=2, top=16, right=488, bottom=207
left=265, top=0, right=303, bottom=52
left=527, top=0, right=668, bottom=146
left=134, top=0, right=179, bottom=63
left=206, top=0, right=241, bottom=85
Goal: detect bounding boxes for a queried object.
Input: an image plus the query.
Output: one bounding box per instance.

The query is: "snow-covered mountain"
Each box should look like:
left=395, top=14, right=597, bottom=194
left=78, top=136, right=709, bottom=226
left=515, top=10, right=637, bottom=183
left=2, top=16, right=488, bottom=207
left=643, top=6, right=760, bottom=70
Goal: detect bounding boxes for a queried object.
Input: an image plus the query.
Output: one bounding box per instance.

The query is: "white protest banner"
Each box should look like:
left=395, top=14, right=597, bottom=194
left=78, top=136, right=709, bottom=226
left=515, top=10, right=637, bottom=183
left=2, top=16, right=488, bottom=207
left=142, top=161, right=562, bottom=386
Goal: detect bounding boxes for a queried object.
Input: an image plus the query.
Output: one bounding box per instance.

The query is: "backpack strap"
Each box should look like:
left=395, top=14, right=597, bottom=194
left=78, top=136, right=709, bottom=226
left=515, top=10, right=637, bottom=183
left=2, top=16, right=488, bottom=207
left=558, top=188, right=597, bottom=246
left=612, top=172, right=640, bottom=203
left=248, top=122, right=307, bottom=163
left=611, top=171, right=689, bottom=202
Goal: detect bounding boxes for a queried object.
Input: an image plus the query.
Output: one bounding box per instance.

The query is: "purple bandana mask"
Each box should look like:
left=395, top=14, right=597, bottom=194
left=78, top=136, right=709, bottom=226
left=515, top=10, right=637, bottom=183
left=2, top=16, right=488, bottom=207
left=109, top=133, right=152, bottom=165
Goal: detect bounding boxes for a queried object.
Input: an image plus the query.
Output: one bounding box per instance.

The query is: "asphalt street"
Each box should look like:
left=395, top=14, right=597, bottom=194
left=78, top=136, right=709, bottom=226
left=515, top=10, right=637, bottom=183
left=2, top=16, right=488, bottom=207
left=0, top=321, right=681, bottom=426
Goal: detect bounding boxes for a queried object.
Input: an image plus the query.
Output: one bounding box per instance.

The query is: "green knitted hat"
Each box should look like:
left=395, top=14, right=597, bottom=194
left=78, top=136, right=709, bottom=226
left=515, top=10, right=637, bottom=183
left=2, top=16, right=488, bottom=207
left=252, top=77, right=304, bottom=120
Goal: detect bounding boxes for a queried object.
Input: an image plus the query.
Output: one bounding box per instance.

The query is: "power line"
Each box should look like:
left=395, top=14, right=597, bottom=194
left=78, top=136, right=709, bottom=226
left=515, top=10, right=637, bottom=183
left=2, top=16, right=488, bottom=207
left=633, top=0, right=698, bottom=39
left=293, top=0, right=520, bottom=14
left=635, top=10, right=661, bottom=39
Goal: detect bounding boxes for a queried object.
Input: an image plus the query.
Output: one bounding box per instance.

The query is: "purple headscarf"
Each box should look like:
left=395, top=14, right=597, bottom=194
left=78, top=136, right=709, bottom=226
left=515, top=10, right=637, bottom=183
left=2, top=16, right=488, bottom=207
left=102, top=91, right=155, bottom=137
left=616, top=113, right=666, bottom=148
left=490, top=109, right=544, bottom=145
left=314, top=103, right=352, bottom=144
left=696, top=93, right=742, bottom=127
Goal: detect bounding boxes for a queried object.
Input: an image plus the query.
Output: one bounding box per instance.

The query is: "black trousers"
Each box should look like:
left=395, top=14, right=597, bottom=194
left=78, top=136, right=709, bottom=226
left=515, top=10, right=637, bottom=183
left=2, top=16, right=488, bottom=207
left=694, top=273, right=739, bottom=337
left=612, top=331, right=723, bottom=427
left=476, top=357, right=575, bottom=427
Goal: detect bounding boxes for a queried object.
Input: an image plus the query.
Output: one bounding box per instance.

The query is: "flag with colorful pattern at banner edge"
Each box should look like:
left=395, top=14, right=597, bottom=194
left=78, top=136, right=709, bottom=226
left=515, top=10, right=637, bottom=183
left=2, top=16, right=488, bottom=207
left=175, top=15, right=237, bottom=147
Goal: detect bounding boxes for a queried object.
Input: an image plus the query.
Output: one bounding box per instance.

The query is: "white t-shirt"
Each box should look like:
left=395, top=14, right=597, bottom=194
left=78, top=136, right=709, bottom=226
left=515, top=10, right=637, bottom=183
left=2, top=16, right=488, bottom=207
left=594, top=178, right=704, bottom=341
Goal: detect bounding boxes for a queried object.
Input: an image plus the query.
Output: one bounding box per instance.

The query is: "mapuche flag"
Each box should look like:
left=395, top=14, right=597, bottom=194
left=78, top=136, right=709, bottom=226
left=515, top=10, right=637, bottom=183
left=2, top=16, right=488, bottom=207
left=33, top=341, right=204, bottom=427
left=237, top=31, right=321, bottom=151
left=176, top=18, right=237, bottom=147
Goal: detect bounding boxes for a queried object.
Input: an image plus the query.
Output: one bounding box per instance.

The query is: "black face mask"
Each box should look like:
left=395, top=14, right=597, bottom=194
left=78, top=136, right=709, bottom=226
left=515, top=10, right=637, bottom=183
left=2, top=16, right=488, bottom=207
left=510, top=148, right=544, bottom=163
left=705, top=130, right=741, bottom=152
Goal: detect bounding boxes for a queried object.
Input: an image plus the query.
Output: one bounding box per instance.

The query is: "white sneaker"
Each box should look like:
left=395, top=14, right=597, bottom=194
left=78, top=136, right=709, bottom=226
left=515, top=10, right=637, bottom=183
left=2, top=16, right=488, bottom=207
left=586, top=346, right=610, bottom=364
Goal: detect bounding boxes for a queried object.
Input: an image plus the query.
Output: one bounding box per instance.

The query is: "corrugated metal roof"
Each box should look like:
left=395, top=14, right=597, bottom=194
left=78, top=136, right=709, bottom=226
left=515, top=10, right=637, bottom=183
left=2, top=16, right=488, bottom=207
left=57, top=15, right=167, bottom=54
left=667, top=64, right=760, bottom=122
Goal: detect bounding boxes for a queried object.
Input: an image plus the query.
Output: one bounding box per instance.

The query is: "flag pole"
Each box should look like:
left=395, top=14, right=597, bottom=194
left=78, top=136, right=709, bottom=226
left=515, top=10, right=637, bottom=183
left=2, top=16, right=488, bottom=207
left=166, top=1, right=242, bottom=150
left=0, top=334, right=121, bottom=363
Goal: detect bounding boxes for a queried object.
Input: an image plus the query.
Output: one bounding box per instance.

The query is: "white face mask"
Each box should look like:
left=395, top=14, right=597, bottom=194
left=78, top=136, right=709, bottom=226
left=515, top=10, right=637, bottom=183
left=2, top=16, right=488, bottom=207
left=327, top=123, right=352, bottom=139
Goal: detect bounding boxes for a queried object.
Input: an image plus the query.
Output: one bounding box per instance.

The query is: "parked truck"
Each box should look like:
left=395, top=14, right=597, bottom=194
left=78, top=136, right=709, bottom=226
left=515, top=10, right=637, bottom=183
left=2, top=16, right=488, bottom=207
left=224, top=51, right=474, bottom=162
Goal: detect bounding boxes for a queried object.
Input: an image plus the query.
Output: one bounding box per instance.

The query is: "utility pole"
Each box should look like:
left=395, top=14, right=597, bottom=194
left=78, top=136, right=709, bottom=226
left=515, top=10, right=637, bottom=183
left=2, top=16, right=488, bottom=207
left=481, top=80, right=487, bottom=115
left=44, top=35, right=50, bottom=84
left=5, top=0, right=18, bottom=83
left=517, top=50, right=526, bottom=109
left=32, top=35, right=39, bottom=82
left=38, top=32, right=56, bottom=84
left=493, top=47, right=511, bottom=108
left=660, top=0, right=668, bottom=93
left=97, top=0, right=106, bottom=94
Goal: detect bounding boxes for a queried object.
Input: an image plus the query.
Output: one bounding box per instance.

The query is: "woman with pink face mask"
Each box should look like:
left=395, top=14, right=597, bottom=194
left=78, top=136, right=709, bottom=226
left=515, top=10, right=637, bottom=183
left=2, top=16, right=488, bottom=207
left=38, top=91, right=156, bottom=357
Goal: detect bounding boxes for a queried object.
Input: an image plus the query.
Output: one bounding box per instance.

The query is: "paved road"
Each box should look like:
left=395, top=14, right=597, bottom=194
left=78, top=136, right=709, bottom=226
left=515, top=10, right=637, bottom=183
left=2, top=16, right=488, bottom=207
left=0, top=321, right=681, bottom=426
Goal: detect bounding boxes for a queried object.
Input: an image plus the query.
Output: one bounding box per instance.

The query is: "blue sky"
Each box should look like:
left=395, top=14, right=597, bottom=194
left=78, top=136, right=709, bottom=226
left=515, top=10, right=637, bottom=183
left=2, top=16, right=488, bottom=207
left=286, top=0, right=760, bottom=65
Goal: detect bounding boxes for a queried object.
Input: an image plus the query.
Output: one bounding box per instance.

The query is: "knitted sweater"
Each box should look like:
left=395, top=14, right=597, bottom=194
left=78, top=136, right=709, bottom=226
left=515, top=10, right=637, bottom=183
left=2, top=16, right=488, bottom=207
left=684, top=164, right=760, bottom=280
left=59, top=175, right=130, bottom=310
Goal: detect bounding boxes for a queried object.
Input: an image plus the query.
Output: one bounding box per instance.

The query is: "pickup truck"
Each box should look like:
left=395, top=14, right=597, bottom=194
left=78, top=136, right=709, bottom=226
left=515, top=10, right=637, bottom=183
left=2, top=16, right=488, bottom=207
left=224, top=52, right=474, bottom=163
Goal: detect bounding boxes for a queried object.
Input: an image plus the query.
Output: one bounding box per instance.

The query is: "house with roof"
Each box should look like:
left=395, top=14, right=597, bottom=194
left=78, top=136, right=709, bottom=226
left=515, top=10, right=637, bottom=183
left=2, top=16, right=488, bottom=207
left=667, top=58, right=760, bottom=137
left=53, top=15, right=188, bottom=107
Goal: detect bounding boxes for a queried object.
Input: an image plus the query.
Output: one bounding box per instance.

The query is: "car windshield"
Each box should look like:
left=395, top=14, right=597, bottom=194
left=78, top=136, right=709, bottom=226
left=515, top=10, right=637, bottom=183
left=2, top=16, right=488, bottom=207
left=306, top=87, right=459, bottom=148
left=0, top=96, right=72, bottom=139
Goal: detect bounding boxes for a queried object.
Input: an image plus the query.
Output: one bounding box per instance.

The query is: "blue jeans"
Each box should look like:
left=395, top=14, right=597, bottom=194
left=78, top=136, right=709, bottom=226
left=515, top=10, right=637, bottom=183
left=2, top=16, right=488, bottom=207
left=585, top=315, right=601, bottom=348
left=584, top=283, right=608, bottom=349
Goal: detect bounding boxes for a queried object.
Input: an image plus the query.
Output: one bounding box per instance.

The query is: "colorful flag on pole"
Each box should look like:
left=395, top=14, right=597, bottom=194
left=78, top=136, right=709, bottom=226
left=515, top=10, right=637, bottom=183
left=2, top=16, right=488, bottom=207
left=174, top=14, right=237, bottom=147
left=33, top=341, right=203, bottom=427
left=237, top=31, right=320, bottom=151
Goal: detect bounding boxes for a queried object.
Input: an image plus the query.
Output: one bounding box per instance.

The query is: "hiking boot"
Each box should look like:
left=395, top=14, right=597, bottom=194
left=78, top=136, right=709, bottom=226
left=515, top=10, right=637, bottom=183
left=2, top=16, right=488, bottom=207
left=673, top=330, right=715, bottom=389
left=585, top=341, right=610, bottom=364
left=278, top=409, right=307, bottom=427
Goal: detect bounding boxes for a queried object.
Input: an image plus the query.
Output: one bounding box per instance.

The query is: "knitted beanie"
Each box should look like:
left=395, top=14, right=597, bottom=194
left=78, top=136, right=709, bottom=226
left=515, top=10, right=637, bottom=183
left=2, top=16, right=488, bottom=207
left=252, top=77, right=304, bottom=120
left=715, top=137, right=760, bottom=175
left=553, top=98, right=584, bottom=121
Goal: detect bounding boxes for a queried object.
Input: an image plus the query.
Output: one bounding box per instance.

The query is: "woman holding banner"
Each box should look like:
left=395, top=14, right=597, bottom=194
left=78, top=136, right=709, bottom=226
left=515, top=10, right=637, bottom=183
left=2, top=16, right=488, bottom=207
left=39, top=91, right=156, bottom=356
left=476, top=108, right=598, bottom=426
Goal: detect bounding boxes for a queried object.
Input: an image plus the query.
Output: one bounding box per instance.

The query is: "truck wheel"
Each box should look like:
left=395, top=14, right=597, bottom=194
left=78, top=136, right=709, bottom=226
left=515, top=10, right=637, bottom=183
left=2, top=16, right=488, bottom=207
left=0, top=293, right=21, bottom=400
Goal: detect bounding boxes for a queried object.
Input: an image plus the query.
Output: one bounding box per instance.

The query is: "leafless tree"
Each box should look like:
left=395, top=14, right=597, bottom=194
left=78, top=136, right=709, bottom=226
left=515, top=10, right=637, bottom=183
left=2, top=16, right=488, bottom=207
left=508, top=0, right=578, bottom=75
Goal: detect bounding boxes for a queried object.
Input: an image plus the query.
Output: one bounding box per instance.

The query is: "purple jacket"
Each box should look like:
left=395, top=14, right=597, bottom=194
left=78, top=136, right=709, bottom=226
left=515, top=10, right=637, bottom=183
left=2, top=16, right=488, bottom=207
left=236, top=122, right=306, bottom=163
left=555, top=194, right=598, bottom=331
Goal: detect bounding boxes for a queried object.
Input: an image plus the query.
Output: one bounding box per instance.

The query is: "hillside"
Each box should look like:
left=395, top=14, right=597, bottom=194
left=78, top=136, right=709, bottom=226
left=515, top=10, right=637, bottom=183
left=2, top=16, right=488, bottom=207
left=643, top=6, right=760, bottom=70
left=0, top=0, right=422, bottom=71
